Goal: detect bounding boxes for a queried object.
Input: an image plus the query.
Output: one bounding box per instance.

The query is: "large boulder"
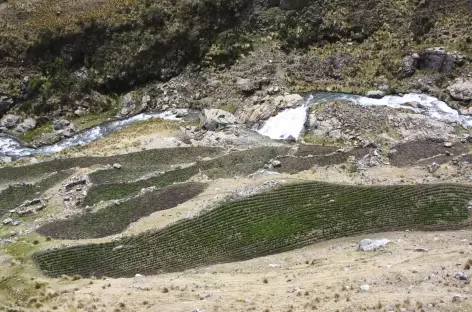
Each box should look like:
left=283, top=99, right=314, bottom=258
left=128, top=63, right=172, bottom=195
left=53, top=119, right=72, bottom=131
left=0, top=114, right=20, bottom=129
left=118, top=92, right=136, bottom=117
left=398, top=48, right=464, bottom=78
left=200, top=109, right=237, bottom=131
left=0, top=95, right=14, bottom=118
left=14, top=118, right=37, bottom=133
left=418, top=47, right=461, bottom=73
left=236, top=78, right=262, bottom=94
left=357, top=239, right=391, bottom=251
left=447, top=78, right=472, bottom=101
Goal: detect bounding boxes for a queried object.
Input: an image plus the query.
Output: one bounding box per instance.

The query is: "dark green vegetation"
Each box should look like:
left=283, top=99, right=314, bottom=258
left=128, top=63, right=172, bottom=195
left=0, top=171, right=71, bottom=216
left=0, top=147, right=222, bottom=184
left=36, top=182, right=207, bottom=239
left=83, top=146, right=288, bottom=206
left=33, top=182, right=472, bottom=278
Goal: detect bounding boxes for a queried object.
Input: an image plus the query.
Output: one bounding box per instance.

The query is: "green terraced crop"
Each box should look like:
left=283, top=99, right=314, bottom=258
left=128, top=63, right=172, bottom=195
left=0, top=171, right=71, bottom=216
left=36, top=182, right=207, bottom=239
left=83, top=146, right=289, bottom=206
left=33, top=182, right=472, bottom=278
left=83, top=166, right=200, bottom=206
left=0, top=147, right=222, bottom=184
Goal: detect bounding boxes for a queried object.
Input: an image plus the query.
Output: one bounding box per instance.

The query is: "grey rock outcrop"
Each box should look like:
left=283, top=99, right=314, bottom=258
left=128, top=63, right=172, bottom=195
left=200, top=109, right=237, bottom=131
left=237, top=94, right=304, bottom=123
left=447, top=78, right=472, bottom=101
left=0, top=114, right=20, bottom=129
left=14, top=118, right=37, bottom=133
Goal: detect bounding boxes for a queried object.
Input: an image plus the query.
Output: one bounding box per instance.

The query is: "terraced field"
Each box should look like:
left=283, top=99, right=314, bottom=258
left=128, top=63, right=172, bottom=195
left=33, top=182, right=472, bottom=278
left=0, top=171, right=72, bottom=216
left=83, top=146, right=288, bottom=206
left=36, top=182, right=207, bottom=239
left=0, top=147, right=223, bottom=184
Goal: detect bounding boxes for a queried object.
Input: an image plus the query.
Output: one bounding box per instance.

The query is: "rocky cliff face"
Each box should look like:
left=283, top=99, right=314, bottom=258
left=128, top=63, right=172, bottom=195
left=0, top=0, right=471, bottom=128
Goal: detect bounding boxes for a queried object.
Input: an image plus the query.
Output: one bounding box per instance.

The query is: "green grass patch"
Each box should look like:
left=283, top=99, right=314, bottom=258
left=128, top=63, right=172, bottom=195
left=36, top=182, right=207, bottom=239
left=19, top=123, right=53, bottom=143
left=33, top=182, right=472, bottom=278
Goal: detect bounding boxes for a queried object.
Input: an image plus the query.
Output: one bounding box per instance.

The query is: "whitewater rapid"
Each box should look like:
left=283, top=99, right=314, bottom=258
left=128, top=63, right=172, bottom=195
left=0, top=110, right=187, bottom=158
left=256, top=93, right=472, bottom=140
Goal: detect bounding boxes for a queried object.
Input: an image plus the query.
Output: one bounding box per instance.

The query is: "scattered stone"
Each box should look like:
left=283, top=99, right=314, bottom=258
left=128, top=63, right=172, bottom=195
left=357, top=239, right=390, bottom=251
left=16, top=198, right=46, bottom=216
left=359, top=284, right=370, bottom=291
left=413, top=247, right=429, bottom=252
left=271, top=159, right=282, bottom=167
left=444, top=142, right=453, bottom=148
left=11, top=220, right=20, bottom=226
left=199, top=109, right=237, bottom=131
left=454, top=273, right=468, bottom=281
left=113, top=245, right=124, bottom=251
left=113, top=163, right=122, bottom=169
left=0, top=114, right=20, bottom=129
left=2, top=218, right=13, bottom=225
left=428, top=162, right=440, bottom=173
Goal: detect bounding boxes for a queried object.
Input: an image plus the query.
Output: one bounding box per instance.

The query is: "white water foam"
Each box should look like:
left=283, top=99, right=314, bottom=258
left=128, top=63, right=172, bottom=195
left=256, top=93, right=472, bottom=141
left=256, top=105, right=308, bottom=140
left=0, top=110, right=186, bottom=157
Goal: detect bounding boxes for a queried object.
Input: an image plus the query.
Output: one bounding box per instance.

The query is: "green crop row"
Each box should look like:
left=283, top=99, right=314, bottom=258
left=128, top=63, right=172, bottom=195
left=0, top=147, right=223, bottom=184
left=83, top=146, right=289, bottom=206
left=36, top=182, right=207, bottom=239
left=32, top=182, right=472, bottom=278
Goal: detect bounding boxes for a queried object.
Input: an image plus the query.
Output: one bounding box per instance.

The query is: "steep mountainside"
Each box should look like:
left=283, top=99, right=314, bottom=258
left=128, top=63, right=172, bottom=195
left=0, top=0, right=471, bottom=123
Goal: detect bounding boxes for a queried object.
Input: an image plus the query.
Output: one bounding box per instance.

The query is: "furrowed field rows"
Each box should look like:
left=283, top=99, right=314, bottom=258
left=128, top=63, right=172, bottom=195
left=36, top=182, right=208, bottom=239
left=33, top=182, right=472, bottom=278
left=82, top=146, right=289, bottom=206
left=0, top=147, right=223, bottom=184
